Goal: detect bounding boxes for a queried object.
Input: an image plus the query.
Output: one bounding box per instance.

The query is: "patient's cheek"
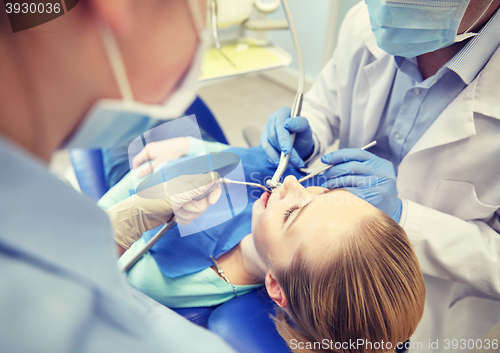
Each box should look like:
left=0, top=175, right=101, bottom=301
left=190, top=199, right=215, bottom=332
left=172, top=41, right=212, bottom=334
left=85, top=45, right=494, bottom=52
left=252, top=212, right=270, bottom=242
left=251, top=203, right=263, bottom=233
left=253, top=227, right=270, bottom=261
left=251, top=215, right=258, bottom=234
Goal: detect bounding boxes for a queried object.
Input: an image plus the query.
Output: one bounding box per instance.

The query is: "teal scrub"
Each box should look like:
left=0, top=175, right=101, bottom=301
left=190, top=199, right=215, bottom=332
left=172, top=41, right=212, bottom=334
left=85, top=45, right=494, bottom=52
left=120, top=239, right=262, bottom=308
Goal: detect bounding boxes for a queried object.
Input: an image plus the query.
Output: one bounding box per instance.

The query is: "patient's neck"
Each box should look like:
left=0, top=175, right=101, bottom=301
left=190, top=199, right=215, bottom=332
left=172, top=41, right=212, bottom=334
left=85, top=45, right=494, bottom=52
left=211, top=234, right=267, bottom=285
left=240, top=234, right=268, bottom=283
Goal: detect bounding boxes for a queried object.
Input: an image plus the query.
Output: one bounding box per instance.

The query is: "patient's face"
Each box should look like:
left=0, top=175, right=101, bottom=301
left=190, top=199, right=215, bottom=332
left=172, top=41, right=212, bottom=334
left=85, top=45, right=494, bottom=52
left=251, top=175, right=376, bottom=267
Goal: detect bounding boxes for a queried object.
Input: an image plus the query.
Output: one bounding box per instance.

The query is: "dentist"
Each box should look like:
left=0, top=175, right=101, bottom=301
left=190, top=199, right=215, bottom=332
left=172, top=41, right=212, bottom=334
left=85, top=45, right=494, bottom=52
left=0, top=1, right=232, bottom=352
left=262, top=0, right=500, bottom=351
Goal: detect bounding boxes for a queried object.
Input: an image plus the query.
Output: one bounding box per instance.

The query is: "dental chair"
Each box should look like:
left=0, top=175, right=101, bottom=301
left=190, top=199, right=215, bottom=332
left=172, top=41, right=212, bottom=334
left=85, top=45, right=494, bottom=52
left=68, top=96, right=291, bottom=353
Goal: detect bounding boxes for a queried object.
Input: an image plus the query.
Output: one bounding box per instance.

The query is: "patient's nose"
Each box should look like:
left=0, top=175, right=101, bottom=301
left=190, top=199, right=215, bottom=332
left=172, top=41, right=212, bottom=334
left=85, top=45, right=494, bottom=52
left=279, top=176, right=306, bottom=199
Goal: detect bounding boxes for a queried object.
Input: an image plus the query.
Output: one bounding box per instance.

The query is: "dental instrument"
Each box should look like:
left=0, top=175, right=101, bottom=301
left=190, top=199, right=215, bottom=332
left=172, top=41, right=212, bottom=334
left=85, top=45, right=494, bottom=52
left=220, top=177, right=272, bottom=193
left=297, top=141, right=378, bottom=184
left=267, top=0, right=306, bottom=191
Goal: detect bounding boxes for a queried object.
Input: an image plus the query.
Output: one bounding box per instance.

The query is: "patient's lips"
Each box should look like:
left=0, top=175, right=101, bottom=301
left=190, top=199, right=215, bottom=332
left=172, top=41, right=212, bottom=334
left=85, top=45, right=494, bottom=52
left=261, top=191, right=270, bottom=209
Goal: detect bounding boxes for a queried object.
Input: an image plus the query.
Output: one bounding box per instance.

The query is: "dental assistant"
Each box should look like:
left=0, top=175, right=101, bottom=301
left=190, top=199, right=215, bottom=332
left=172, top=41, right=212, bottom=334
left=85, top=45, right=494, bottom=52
left=262, top=0, right=500, bottom=351
left=0, top=1, right=234, bottom=352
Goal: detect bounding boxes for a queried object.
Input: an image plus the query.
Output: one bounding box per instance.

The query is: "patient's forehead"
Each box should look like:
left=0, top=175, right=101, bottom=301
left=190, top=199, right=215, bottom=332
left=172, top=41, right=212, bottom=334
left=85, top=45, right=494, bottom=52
left=306, top=187, right=369, bottom=208
left=275, top=188, right=379, bottom=267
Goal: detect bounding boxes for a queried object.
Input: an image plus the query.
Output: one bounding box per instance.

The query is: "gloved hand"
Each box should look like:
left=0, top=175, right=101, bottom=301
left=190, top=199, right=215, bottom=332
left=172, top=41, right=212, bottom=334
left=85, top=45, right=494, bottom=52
left=132, top=137, right=190, bottom=177
left=165, top=173, right=222, bottom=224
left=107, top=172, right=222, bottom=250
left=320, top=149, right=402, bottom=223
left=260, top=106, right=314, bottom=169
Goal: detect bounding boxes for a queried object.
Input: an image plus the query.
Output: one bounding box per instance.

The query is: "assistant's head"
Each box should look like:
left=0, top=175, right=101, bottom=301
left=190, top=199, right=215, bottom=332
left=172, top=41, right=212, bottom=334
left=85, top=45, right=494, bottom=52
left=251, top=176, right=425, bottom=353
left=0, top=0, right=206, bottom=160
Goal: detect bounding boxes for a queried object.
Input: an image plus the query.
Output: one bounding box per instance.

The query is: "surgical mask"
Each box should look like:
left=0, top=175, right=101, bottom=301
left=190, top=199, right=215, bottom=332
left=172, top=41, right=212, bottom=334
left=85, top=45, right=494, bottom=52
left=62, top=3, right=210, bottom=150
left=366, top=0, right=494, bottom=58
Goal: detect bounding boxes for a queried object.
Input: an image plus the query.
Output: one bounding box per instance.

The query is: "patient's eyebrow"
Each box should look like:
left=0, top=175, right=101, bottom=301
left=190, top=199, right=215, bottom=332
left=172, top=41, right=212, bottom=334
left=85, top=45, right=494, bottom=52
left=285, top=202, right=311, bottom=232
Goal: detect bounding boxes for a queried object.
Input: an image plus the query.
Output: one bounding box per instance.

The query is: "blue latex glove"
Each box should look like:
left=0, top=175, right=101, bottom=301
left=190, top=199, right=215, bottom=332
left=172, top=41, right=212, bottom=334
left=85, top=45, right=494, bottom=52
left=260, top=106, right=314, bottom=169
left=320, top=148, right=402, bottom=223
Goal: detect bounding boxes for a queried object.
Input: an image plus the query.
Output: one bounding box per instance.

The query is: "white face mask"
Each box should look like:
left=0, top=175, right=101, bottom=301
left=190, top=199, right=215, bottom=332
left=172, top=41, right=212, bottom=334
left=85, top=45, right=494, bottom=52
left=61, top=4, right=210, bottom=150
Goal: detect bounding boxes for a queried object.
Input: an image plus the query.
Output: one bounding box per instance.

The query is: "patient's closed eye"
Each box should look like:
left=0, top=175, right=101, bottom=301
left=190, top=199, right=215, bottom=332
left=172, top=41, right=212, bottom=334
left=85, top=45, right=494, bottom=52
left=283, top=205, right=300, bottom=224
left=322, top=188, right=337, bottom=195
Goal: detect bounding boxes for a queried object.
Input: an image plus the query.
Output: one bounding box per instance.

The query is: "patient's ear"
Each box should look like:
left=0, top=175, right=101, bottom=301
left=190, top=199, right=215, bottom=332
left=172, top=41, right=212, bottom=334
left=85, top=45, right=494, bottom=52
left=265, top=272, right=288, bottom=308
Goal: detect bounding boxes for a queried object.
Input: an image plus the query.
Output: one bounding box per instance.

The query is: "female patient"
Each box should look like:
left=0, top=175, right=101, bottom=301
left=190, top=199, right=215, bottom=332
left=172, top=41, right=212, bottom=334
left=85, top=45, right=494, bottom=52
left=104, top=140, right=425, bottom=353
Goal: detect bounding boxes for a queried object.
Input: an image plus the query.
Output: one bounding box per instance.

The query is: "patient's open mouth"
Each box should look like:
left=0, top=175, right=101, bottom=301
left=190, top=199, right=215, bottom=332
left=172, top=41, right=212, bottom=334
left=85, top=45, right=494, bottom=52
left=261, top=191, right=270, bottom=209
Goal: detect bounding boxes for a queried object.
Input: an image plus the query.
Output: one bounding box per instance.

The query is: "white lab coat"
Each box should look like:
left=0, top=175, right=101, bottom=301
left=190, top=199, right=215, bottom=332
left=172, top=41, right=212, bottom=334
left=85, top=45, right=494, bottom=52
left=302, top=3, right=500, bottom=352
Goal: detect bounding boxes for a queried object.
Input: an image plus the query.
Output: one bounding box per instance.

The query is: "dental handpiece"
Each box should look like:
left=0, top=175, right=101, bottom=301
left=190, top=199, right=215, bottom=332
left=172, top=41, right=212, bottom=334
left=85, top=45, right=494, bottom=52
left=267, top=0, right=305, bottom=191
left=220, top=178, right=272, bottom=193
left=297, top=141, right=377, bottom=184
left=267, top=92, right=303, bottom=190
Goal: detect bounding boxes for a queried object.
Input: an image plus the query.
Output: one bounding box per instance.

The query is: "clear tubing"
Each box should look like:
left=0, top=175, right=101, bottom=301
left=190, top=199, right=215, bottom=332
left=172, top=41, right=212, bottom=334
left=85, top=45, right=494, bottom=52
left=210, top=0, right=221, bottom=50
left=268, top=0, right=306, bottom=188
left=281, top=0, right=305, bottom=95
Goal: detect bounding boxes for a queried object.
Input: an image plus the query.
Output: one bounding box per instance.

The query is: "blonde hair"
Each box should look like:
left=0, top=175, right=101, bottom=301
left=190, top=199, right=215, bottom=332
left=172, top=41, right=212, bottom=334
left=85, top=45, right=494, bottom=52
left=273, top=210, right=425, bottom=353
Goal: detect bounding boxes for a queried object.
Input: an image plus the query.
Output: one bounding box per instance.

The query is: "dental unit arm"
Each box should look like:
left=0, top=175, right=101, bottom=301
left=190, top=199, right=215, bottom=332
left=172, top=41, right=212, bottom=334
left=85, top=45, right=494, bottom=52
left=267, top=0, right=306, bottom=191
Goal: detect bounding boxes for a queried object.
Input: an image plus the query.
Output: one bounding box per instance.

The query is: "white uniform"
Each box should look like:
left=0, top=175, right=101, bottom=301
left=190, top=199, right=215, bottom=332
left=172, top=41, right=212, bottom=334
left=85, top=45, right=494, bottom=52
left=302, top=3, right=500, bottom=352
